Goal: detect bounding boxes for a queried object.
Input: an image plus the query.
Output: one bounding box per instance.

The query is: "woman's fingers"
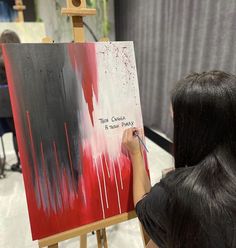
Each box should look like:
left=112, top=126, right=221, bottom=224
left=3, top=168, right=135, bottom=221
left=122, top=127, right=141, bottom=156
left=127, top=127, right=135, bottom=141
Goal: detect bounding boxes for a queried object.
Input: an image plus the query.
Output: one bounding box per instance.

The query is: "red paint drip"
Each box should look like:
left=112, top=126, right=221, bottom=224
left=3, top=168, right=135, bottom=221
left=52, top=181, right=58, bottom=213
left=26, top=111, right=43, bottom=205
left=112, top=161, right=122, bottom=214
left=64, top=122, right=76, bottom=193
left=63, top=167, right=73, bottom=208
left=68, top=44, right=98, bottom=125
left=53, top=141, right=65, bottom=210
left=117, top=159, right=124, bottom=190
left=100, top=156, right=109, bottom=209
left=95, top=159, right=105, bottom=219
left=40, top=141, right=52, bottom=211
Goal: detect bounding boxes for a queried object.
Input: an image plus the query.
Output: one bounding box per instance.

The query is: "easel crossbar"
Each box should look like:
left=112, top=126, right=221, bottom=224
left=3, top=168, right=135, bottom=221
left=13, top=5, right=26, bottom=10
left=38, top=211, right=137, bottom=247
left=61, top=8, right=96, bottom=16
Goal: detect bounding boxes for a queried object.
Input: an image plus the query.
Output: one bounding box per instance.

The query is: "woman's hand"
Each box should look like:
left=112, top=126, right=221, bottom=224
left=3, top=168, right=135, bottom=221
left=122, top=127, right=141, bottom=156
left=123, top=128, right=151, bottom=206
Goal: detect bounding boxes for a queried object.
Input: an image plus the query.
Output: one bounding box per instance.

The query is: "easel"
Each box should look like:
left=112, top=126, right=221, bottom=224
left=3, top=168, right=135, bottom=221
left=61, top=0, right=96, bottom=43
left=38, top=0, right=149, bottom=247
left=38, top=211, right=140, bottom=248
left=13, top=0, right=26, bottom=22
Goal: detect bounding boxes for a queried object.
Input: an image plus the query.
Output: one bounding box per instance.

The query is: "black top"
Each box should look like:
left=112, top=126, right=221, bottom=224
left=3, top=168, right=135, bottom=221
left=136, top=183, right=168, bottom=248
left=135, top=178, right=236, bottom=248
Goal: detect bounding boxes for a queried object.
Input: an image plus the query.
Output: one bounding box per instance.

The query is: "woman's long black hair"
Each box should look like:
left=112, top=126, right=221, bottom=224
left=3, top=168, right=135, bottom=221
left=163, top=71, right=236, bottom=247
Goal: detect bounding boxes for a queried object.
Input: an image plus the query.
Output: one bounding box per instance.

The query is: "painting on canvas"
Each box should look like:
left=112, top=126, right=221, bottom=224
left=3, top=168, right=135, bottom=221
left=2, top=42, right=148, bottom=239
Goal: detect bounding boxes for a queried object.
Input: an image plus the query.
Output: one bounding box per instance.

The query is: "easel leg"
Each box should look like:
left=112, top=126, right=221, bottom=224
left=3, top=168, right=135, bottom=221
left=72, top=16, right=85, bottom=42
left=80, top=234, right=87, bottom=248
left=96, top=230, right=102, bottom=248
left=139, top=223, right=150, bottom=247
left=48, top=244, right=58, bottom=248
left=96, top=228, right=108, bottom=248
left=18, top=11, right=24, bottom=22
left=102, top=229, right=108, bottom=248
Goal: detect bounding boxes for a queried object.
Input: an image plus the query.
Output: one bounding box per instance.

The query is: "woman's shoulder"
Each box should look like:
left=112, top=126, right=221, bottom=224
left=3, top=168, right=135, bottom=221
left=136, top=166, right=196, bottom=219
left=159, top=166, right=195, bottom=192
left=138, top=167, right=192, bottom=208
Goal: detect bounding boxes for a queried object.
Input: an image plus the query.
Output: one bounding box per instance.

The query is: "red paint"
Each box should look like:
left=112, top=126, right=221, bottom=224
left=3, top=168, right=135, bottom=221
left=68, top=43, right=98, bottom=125
left=53, top=141, right=65, bottom=210
left=64, top=122, right=76, bottom=193
left=29, top=147, right=136, bottom=240
left=10, top=134, right=141, bottom=239
left=95, top=159, right=106, bottom=219
left=26, top=111, right=43, bottom=206
left=2, top=46, right=46, bottom=237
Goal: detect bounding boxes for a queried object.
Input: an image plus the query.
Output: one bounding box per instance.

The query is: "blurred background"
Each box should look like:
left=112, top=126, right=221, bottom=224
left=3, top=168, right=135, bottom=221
left=0, top=0, right=115, bottom=41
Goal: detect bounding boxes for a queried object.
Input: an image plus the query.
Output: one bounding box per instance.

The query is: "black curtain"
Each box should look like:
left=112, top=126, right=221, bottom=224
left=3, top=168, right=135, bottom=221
left=115, top=0, right=236, bottom=139
left=24, top=0, right=36, bottom=21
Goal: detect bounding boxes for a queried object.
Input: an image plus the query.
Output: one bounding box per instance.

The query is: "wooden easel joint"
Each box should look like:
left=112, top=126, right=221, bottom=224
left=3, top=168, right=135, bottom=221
left=61, top=0, right=96, bottom=16
left=42, top=37, right=54, bottom=44
left=96, top=229, right=108, bottom=248
left=13, top=5, right=26, bottom=11
left=61, top=0, right=96, bottom=43
left=13, top=0, right=26, bottom=22
left=61, top=8, right=96, bottom=16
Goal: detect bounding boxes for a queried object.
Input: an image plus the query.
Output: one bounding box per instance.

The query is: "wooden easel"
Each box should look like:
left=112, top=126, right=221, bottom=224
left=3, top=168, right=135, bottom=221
left=38, top=1, right=149, bottom=247
left=13, top=0, right=26, bottom=22
left=38, top=211, right=139, bottom=248
left=61, top=0, right=96, bottom=42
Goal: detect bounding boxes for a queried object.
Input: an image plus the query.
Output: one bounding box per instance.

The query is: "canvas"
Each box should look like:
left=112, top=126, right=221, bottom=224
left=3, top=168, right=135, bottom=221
left=0, top=22, right=46, bottom=43
left=2, top=42, right=148, bottom=240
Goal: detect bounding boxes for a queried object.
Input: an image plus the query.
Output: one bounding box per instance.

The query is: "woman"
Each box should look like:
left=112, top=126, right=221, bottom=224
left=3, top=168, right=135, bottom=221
left=0, top=30, right=21, bottom=172
left=122, top=71, right=236, bottom=248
